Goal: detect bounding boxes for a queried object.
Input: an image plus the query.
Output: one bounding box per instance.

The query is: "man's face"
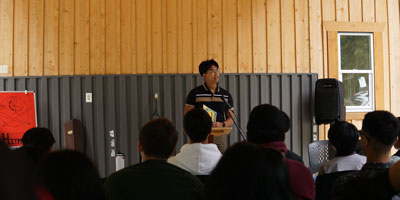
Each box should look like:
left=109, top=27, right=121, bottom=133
left=202, top=65, right=220, bottom=84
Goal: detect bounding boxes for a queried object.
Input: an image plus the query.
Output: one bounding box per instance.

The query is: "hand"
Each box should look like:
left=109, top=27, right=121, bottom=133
left=213, top=122, right=223, bottom=127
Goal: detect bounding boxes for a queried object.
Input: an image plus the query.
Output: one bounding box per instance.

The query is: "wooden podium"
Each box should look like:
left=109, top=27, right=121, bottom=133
left=208, top=127, right=232, bottom=143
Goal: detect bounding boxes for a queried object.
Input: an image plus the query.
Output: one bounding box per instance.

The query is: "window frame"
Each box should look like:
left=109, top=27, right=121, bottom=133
left=324, top=21, right=385, bottom=120
left=338, top=32, right=375, bottom=112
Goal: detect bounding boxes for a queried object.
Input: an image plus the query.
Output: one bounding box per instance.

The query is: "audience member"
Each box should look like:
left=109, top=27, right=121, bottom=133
left=318, top=121, right=366, bottom=175
left=35, top=150, right=104, bottom=200
left=168, top=108, right=222, bottom=175
left=0, top=140, right=37, bottom=200
left=105, top=118, right=205, bottom=200
left=14, top=127, right=56, bottom=174
left=331, top=110, right=400, bottom=199
left=22, top=127, right=55, bottom=152
left=390, top=117, right=400, bottom=163
left=207, top=142, right=293, bottom=200
left=246, top=104, right=315, bottom=200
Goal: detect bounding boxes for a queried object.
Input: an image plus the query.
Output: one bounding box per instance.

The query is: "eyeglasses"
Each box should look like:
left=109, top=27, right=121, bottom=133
left=207, top=69, right=221, bottom=74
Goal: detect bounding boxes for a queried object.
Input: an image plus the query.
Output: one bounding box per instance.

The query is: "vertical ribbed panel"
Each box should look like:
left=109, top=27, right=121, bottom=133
left=0, top=73, right=317, bottom=177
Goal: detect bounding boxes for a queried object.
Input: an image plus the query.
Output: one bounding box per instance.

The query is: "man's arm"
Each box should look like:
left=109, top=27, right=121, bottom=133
left=213, top=109, right=234, bottom=127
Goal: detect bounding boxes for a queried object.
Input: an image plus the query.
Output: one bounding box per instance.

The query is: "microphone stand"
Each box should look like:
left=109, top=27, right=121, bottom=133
left=220, top=96, right=247, bottom=141
left=151, top=93, right=161, bottom=119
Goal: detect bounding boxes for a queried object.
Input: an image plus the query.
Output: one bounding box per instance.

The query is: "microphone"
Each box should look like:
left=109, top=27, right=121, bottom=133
left=219, top=95, right=246, bottom=141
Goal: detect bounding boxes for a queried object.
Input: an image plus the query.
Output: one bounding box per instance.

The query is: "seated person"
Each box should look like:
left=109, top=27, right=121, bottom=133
left=20, top=127, right=56, bottom=152
left=390, top=117, right=400, bottom=163
left=332, top=111, right=400, bottom=199
left=246, top=104, right=315, bottom=200
left=14, top=127, right=56, bottom=173
left=318, top=121, right=366, bottom=175
left=35, top=150, right=105, bottom=200
left=105, top=118, right=205, bottom=200
left=168, top=108, right=222, bottom=175
left=207, top=142, right=293, bottom=200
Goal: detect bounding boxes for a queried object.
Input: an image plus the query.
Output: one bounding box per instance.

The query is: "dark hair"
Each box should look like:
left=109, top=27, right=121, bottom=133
left=328, top=121, right=359, bottom=156
left=22, top=127, right=55, bottom=152
left=207, top=142, right=293, bottom=200
left=199, top=59, right=219, bottom=76
left=139, top=118, right=178, bottom=159
left=35, top=150, right=104, bottom=200
left=362, top=111, right=399, bottom=148
left=0, top=141, right=37, bottom=200
left=184, top=108, right=212, bottom=142
left=247, top=104, right=290, bottom=144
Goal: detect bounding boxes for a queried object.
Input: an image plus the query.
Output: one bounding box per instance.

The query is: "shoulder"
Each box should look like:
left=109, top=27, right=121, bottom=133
left=188, top=85, right=205, bottom=94
left=285, top=150, right=304, bottom=164
left=218, top=87, right=232, bottom=96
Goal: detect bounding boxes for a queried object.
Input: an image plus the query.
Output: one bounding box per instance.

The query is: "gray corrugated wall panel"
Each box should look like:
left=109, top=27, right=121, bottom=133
left=16, top=78, right=26, bottom=90
left=249, top=75, right=259, bottom=111
left=39, top=78, right=48, bottom=128
left=83, top=77, right=94, bottom=159
left=291, top=75, right=302, bottom=155
left=94, top=77, right=106, bottom=177
left=106, top=77, right=116, bottom=173
left=0, top=73, right=317, bottom=175
left=174, top=76, right=185, bottom=147
left=129, top=76, right=140, bottom=165
left=282, top=75, right=292, bottom=149
left=60, top=77, right=71, bottom=149
left=301, top=75, right=313, bottom=165
left=118, top=76, right=129, bottom=163
left=50, top=78, right=61, bottom=149
left=0, top=79, right=4, bottom=90
left=228, top=75, right=237, bottom=146
left=72, top=77, right=82, bottom=121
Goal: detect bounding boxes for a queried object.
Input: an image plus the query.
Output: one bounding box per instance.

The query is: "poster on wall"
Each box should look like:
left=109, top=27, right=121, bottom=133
left=0, top=92, right=37, bottom=147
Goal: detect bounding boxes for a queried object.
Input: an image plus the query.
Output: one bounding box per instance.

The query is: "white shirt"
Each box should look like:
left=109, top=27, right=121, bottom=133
left=323, top=153, right=366, bottom=174
left=168, top=143, right=222, bottom=175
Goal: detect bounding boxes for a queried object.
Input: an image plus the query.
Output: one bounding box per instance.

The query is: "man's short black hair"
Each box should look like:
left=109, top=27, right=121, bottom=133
left=328, top=121, right=359, bottom=156
left=22, top=127, right=55, bottom=152
left=139, top=118, right=178, bottom=159
left=199, top=59, right=219, bottom=76
left=362, top=111, right=399, bottom=148
left=184, top=108, right=212, bottom=143
left=246, top=104, right=290, bottom=144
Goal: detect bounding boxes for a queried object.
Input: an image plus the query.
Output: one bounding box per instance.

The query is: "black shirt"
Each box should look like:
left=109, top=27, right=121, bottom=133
left=185, top=84, right=233, bottom=122
left=331, top=162, right=396, bottom=200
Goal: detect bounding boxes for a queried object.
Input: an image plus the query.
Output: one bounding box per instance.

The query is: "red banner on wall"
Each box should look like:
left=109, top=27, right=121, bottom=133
left=0, top=92, right=37, bottom=146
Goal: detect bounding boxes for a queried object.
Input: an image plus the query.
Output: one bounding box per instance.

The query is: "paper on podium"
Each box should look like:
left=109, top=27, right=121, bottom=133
left=203, top=104, right=217, bottom=122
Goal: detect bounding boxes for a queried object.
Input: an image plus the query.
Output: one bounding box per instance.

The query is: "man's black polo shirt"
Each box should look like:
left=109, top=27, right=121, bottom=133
left=185, top=84, right=233, bottom=122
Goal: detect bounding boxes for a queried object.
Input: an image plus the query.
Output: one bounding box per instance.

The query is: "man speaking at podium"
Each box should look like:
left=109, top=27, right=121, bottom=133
left=184, top=59, right=234, bottom=153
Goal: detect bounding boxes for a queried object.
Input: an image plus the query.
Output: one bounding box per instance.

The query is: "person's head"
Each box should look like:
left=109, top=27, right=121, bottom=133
left=361, top=111, right=400, bottom=155
left=199, top=59, right=220, bottom=84
left=0, top=141, right=38, bottom=200
left=22, top=127, right=55, bottom=152
left=184, top=108, right=212, bottom=143
left=35, top=150, right=104, bottom=200
left=394, top=117, right=400, bottom=150
left=247, top=104, right=290, bottom=144
left=139, top=118, right=178, bottom=160
left=328, top=121, right=359, bottom=156
left=207, top=142, right=292, bottom=200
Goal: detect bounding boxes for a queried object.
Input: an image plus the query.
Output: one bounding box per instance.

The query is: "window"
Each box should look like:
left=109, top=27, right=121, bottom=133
left=324, top=21, right=385, bottom=120
left=338, top=33, right=374, bottom=112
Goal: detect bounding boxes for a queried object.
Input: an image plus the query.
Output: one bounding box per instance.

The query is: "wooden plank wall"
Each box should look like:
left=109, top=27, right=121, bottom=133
left=1, top=0, right=400, bottom=137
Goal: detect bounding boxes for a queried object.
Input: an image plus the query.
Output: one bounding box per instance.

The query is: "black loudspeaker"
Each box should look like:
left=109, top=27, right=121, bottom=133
left=315, top=79, right=346, bottom=125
